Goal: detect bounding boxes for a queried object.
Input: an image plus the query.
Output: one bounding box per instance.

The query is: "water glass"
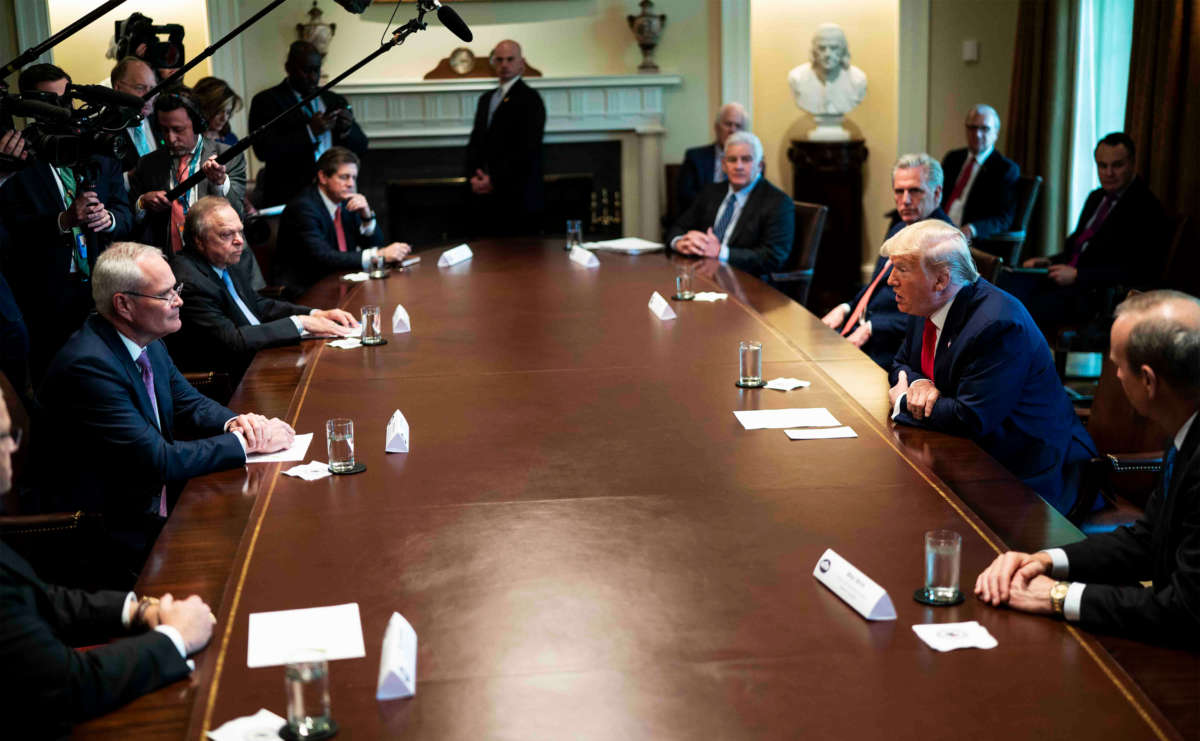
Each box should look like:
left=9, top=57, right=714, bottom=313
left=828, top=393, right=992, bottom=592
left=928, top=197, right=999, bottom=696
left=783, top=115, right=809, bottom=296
left=368, top=253, right=387, bottom=279
left=361, top=305, right=383, bottom=346
left=923, top=530, right=963, bottom=603
left=565, top=219, right=583, bottom=251
left=285, top=659, right=333, bottom=737
left=737, top=341, right=763, bottom=387
left=674, top=264, right=695, bottom=300
left=326, top=418, right=355, bottom=473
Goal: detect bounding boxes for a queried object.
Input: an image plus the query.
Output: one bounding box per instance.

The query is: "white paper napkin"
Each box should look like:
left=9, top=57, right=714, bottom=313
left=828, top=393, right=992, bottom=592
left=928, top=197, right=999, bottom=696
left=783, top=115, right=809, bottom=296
left=693, top=291, right=728, bottom=302
left=328, top=338, right=362, bottom=350
left=341, top=272, right=369, bottom=282
left=283, top=461, right=333, bottom=481
left=765, top=377, right=811, bottom=391
left=912, top=621, right=998, bottom=652
left=207, top=708, right=288, bottom=740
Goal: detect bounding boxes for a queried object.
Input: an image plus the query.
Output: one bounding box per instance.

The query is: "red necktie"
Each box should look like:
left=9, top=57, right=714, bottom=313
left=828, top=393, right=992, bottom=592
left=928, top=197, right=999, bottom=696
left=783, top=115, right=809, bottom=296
left=842, top=259, right=892, bottom=336
left=1068, top=195, right=1114, bottom=266
left=168, top=156, right=189, bottom=254
left=945, top=157, right=976, bottom=214
left=920, top=319, right=937, bottom=379
left=333, top=206, right=348, bottom=252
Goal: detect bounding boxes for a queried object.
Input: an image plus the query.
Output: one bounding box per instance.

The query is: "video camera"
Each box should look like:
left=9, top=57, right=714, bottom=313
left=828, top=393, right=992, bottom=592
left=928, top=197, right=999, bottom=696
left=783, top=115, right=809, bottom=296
left=114, top=13, right=185, bottom=71
left=0, top=84, right=141, bottom=169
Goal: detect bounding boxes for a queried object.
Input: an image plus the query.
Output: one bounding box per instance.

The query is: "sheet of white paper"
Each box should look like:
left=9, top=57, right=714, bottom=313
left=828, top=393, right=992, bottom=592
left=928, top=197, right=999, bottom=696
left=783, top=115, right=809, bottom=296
left=376, top=612, right=419, bottom=700
left=386, top=409, right=410, bottom=453
left=283, top=461, right=332, bottom=481
left=812, top=548, right=897, bottom=621
left=581, top=237, right=663, bottom=254
left=206, top=708, right=288, bottom=741
left=568, top=245, right=600, bottom=267
left=912, top=621, right=998, bottom=652
left=648, top=291, right=677, bottom=320
left=765, top=377, right=811, bottom=391
left=692, top=291, right=728, bottom=302
left=438, top=244, right=473, bottom=267
left=247, top=602, right=366, bottom=668
left=246, top=433, right=313, bottom=463
left=401, top=255, right=421, bottom=267
left=328, top=338, right=362, bottom=350
left=341, top=272, right=369, bottom=282
left=392, top=304, right=411, bottom=334
left=733, top=408, right=840, bottom=430
left=785, top=426, right=857, bottom=440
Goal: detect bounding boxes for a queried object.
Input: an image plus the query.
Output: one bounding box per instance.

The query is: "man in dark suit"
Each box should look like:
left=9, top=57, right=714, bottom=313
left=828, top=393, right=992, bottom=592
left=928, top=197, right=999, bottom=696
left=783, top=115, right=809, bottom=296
left=1022, top=132, right=1168, bottom=329
left=169, top=196, right=357, bottom=379
left=0, top=65, right=133, bottom=382
left=465, top=39, right=546, bottom=237
left=885, top=220, right=1096, bottom=514
left=36, top=243, right=295, bottom=582
left=273, top=147, right=410, bottom=297
left=0, top=390, right=215, bottom=735
left=821, top=153, right=954, bottom=368
left=976, top=290, right=1200, bottom=647
left=129, top=89, right=246, bottom=254
left=939, top=104, right=1020, bottom=240
left=676, top=102, right=749, bottom=217
left=110, top=56, right=159, bottom=180
left=665, top=131, right=795, bottom=276
left=248, top=41, right=368, bottom=207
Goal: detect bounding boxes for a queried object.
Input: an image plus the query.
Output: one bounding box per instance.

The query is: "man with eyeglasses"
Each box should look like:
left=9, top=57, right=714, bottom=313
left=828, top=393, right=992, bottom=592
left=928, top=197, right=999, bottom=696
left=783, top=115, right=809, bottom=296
left=110, top=56, right=160, bottom=178
left=939, top=104, right=1020, bottom=241
left=35, top=242, right=295, bottom=584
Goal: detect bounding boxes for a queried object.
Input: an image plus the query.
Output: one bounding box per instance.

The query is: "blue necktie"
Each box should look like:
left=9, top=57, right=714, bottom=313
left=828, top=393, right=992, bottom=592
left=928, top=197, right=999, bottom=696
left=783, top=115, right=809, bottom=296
left=1162, top=443, right=1178, bottom=499
left=219, top=269, right=260, bottom=326
left=713, top=193, right=737, bottom=243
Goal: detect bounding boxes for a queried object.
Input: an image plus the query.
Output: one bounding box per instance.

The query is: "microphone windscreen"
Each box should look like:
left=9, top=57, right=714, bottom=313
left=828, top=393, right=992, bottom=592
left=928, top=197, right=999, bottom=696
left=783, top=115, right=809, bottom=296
left=437, top=5, right=474, bottom=42
left=9, top=98, right=72, bottom=122
left=71, top=84, right=144, bottom=109
left=332, top=0, right=374, bottom=12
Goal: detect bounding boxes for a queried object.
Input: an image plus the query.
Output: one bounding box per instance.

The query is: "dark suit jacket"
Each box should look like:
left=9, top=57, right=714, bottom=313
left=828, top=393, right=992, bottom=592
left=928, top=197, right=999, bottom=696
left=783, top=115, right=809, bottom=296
left=1052, top=177, right=1167, bottom=290
left=0, top=540, right=188, bottom=737
left=666, top=178, right=796, bottom=276
left=36, top=315, right=245, bottom=548
left=273, top=184, right=383, bottom=296
left=1061, top=418, right=1200, bottom=647
left=677, top=143, right=719, bottom=217
left=837, top=209, right=954, bottom=368
left=248, top=80, right=369, bottom=207
left=939, top=148, right=1020, bottom=239
left=465, top=78, right=546, bottom=230
left=168, top=249, right=312, bottom=375
left=890, top=279, right=1096, bottom=513
left=127, top=138, right=247, bottom=251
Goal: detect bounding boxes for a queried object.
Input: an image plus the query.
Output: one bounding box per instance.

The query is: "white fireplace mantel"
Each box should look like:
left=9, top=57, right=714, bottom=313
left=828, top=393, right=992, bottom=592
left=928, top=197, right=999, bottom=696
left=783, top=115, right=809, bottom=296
left=338, top=74, right=682, bottom=239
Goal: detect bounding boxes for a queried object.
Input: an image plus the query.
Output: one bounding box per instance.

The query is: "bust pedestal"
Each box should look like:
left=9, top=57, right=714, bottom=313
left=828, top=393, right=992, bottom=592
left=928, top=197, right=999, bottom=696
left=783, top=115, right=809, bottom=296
left=787, top=139, right=868, bottom=312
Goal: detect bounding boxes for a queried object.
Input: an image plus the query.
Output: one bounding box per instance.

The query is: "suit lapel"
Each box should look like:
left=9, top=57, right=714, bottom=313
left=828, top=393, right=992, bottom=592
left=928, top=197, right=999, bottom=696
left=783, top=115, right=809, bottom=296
left=148, top=341, right=174, bottom=440
left=727, top=185, right=761, bottom=247
left=90, top=317, right=164, bottom=433
left=933, top=280, right=980, bottom=383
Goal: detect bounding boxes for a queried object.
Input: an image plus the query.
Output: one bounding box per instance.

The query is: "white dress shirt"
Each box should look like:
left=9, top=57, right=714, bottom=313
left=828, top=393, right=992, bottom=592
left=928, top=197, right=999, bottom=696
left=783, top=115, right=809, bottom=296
left=946, top=147, right=992, bottom=229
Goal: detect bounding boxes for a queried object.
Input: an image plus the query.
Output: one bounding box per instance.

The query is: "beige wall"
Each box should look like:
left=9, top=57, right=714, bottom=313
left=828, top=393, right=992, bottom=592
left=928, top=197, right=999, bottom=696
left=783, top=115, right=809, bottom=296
left=751, top=0, right=900, bottom=262
left=47, top=0, right=212, bottom=86
left=926, top=0, right=1018, bottom=160
left=0, top=0, right=17, bottom=90
left=234, top=0, right=719, bottom=164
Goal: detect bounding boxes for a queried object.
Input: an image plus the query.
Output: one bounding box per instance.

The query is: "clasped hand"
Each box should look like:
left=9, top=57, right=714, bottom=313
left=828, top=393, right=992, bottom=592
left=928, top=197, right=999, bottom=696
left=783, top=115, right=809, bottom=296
left=228, top=414, right=295, bottom=453
left=64, top=191, right=112, bottom=231
left=974, top=551, right=1055, bottom=614
left=888, top=370, right=940, bottom=419
left=674, top=228, right=721, bottom=258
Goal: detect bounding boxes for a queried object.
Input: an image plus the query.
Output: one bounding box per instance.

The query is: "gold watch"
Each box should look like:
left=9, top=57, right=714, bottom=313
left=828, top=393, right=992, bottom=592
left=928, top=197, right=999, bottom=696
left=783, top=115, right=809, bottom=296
left=1049, top=581, right=1070, bottom=616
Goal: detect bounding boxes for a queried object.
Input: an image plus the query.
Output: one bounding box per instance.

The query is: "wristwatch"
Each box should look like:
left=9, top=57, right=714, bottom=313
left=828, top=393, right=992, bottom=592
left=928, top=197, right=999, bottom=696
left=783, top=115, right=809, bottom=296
left=1049, top=581, right=1070, bottom=616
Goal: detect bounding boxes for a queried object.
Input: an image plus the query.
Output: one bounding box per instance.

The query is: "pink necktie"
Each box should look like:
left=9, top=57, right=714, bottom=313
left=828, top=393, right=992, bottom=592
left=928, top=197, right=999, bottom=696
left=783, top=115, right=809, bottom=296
left=843, top=260, right=892, bottom=336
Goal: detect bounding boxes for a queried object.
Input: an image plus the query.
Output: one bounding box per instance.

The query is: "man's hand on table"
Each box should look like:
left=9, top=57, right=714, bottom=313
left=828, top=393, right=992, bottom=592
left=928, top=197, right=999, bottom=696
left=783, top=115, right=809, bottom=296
left=821, top=304, right=848, bottom=330
left=975, top=551, right=1052, bottom=608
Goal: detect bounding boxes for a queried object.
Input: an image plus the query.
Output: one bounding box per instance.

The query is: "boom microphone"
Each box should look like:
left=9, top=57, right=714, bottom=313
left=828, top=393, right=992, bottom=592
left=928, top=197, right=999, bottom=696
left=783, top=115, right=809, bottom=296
left=70, top=84, right=144, bottom=110
left=420, top=0, right=473, bottom=42
left=6, top=97, right=73, bottom=122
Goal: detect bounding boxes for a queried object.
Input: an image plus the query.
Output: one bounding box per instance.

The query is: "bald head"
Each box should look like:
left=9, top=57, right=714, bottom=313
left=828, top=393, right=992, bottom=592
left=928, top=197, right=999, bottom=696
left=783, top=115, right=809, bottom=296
left=490, top=40, right=524, bottom=83
left=713, top=103, right=748, bottom=148
left=965, top=104, right=1000, bottom=156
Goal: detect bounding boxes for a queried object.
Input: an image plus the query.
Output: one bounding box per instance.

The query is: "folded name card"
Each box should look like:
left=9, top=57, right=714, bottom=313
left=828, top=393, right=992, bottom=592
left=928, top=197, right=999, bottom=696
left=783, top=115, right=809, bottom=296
left=438, top=244, right=473, bottom=267
left=392, top=304, right=411, bottom=334
left=386, top=409, right=409, bottom=453
left=812, top=548, right=896, bottom=621
left=569, top=245, right=600, bottom=267
left=648, top=291, right=677, bottom=320
left=376, top=612, right=418, bottom=701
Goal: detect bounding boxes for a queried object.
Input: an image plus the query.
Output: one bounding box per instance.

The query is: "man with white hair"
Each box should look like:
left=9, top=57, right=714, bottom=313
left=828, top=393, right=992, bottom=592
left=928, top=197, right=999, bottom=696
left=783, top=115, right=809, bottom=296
left=665, top=131, right=795, bottom=276
left=675, top=102, right=749, bottom=216
left=884, top=220, right=1095, bottom=514
left=939, top=104, right=1020, bottom=240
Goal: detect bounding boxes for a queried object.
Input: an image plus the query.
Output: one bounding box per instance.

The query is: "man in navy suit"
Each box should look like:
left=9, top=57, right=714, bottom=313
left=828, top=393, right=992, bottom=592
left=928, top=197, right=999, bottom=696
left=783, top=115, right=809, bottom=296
left=676, top=103, right=749, bottom=217
left=976, top=290, right=1200, bottom=647
left=273, top=147, right=410, bottom=297
left=0, top=391, right=216, bottom=734
left=665, top=131, right=795, bottom=276
left=248, top=41, right=369, bottom=207
left=0, top=65, right=133, bottom=382
left=465, top=39, right=546, bottom=236
left=885, top=220, right=1095, bottom=514
left=939, top=104, right=1020, bottom=241
left=821, top=153, right=954, bottom=368
left=170, top=196, right=357, bottom=380
left=36, top=243, right=295, bottom=582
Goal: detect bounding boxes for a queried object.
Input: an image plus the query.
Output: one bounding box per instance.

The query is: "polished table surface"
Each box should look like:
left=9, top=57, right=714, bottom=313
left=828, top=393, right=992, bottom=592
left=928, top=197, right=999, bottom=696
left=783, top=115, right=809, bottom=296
left=75, top=240, right=1195, bottom=740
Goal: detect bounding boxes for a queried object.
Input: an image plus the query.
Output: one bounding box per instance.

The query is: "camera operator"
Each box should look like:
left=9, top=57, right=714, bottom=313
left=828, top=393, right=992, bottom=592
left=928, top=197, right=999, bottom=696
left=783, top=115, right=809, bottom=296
left=0, top=64, right=133, bottom=383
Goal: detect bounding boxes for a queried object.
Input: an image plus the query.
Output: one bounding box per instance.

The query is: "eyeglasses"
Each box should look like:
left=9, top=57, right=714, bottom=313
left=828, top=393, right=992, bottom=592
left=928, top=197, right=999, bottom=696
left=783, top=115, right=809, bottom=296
left=123, top=282, right=184, bottom=302
left=1, top=427, right=23, bottom=450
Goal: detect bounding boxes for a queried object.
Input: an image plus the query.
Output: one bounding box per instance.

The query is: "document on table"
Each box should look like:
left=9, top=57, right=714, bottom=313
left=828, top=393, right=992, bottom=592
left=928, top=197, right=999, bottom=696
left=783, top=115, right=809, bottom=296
left=581, top=237, right=663, bottom=254
left=245, top=432, right=313, bottom=463
left=785, top=426, right=856, bottom=440
left=247, top=602, right=366, bottom=668
left=733, top=408, right=840, bottom=430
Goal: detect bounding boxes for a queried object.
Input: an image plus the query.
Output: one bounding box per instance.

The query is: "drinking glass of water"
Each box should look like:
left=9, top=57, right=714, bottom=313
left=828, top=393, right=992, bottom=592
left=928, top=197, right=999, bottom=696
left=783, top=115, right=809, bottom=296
left=360, top=305, right=383, bottom=346
left=284, top=658, right=334, bottom=738
left=736, top=340, right=765, bottom=388
left=565, top=219, right=583, bottom=251
left=921, top=529, right=963, bottom=604
left=326, top=418, right=355, bottom=474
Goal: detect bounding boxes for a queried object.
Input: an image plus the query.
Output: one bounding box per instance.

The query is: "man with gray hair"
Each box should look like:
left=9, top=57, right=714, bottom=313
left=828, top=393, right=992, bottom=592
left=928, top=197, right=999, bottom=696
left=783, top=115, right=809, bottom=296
left=976, top=290, right=1200, bottom=647
left=665, top=131, right=795, bottom=276
left=675, top=102, right=749, bottom=216
left=822, top=153, right=954, bottom=368
left=35, top=242, right=295, bottom=584
left=940, top=104, right=1020, bottom=240
left=884, top=220, right=1095, bottom=514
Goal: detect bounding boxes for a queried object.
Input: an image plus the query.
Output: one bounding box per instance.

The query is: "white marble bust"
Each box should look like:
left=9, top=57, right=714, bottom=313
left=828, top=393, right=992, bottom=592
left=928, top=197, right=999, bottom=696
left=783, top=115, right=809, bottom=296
left=787, top=23, right=867, bottom=140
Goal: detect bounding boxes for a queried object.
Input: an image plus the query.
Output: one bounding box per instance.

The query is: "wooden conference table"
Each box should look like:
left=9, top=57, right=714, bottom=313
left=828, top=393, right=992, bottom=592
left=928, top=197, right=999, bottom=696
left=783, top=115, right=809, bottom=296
left=75, top=240, right=1195, bottom=740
